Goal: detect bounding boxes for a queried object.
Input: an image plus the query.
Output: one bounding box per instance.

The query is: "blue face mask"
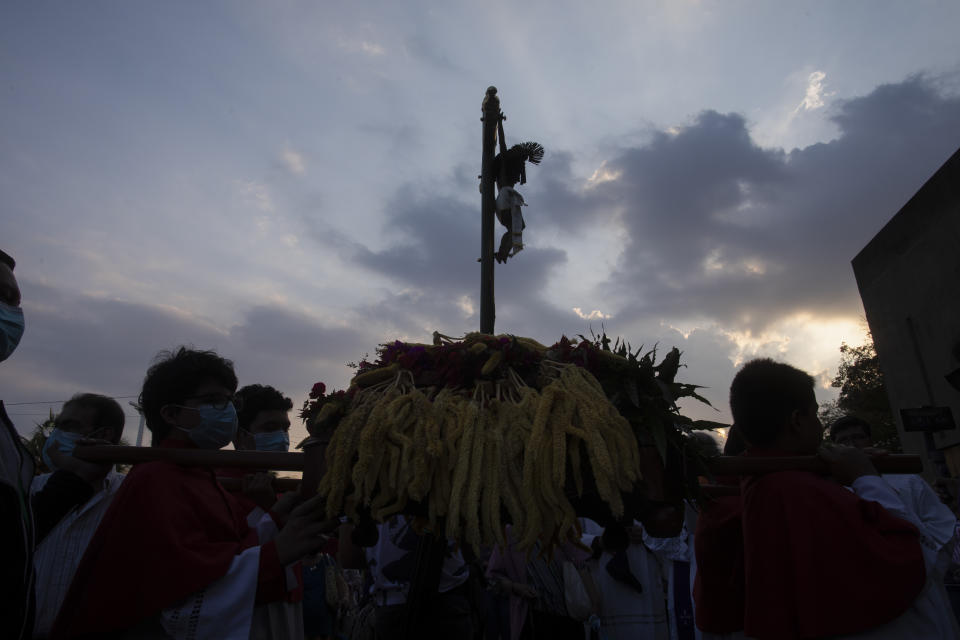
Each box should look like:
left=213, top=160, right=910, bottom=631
left=42, top=428, right=85, bottom=470
left=0, top=301, right=24, bottom=362
left=253, top=430, right=290, bottom=452
left=178, top=403, right=238, bottom=450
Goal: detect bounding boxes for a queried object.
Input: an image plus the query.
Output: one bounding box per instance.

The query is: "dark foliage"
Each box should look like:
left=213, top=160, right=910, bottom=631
left=821, top=335, right=901, bottom=452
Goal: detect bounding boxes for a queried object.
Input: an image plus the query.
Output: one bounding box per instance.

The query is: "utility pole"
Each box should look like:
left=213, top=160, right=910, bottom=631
left=480, top=86, right=500, bottom=334
left=130, top=401, right=145, bottom=447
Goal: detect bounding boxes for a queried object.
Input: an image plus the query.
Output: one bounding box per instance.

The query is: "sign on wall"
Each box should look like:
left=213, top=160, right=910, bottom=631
left=900, top=406, right=956, bottom=432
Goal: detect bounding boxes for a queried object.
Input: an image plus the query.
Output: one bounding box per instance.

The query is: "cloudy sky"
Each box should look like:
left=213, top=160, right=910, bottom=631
left=2, top=1, right=959, bottom=445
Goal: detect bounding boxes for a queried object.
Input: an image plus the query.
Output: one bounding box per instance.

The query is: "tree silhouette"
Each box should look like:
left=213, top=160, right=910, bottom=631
left=820, top=335, right=901, bottom=451
left=21, top=409, right=57, bottom=473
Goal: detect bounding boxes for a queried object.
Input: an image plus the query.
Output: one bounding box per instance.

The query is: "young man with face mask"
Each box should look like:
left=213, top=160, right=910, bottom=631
left=30, top=393, right=126, bottom=639
left=829, top=415, right=960, bottom=636
left=51, top=347, right=332, bottom=639
left=234, top=384, right=293, bottom=453
left=215, top=384, right=295, bottom=518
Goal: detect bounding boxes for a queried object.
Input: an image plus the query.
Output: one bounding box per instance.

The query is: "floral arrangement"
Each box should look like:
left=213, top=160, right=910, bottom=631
left=301, top=331, right=715, bottom=549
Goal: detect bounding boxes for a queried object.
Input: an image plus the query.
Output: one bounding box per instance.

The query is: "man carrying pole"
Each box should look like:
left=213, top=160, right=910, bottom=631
left=732, top=358, right=941, bottom=639
left=52, top=347, right=332, bottom=639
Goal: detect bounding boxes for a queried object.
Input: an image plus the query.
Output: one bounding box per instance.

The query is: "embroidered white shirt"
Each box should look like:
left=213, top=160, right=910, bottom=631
left=31, top=470, right=125, bottom=638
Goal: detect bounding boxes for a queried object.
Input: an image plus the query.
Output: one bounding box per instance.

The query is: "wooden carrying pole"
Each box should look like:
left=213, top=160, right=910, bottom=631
left=78, top=446, right=924, bottom=505
left=76, top=445, right=922, bottom=476
left=700, top=454, right=924, bottom=498
left=298, top=436, right=327, bottom=498
left=74, top=445, right=305, bottom=471
left=705, top=454, right=923, bottom=476
left=217, top=476, right=302, bottom=493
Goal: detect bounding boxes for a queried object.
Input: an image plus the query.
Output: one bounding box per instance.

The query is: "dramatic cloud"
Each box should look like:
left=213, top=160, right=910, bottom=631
left=355, top=190, right=566, bottom=296
left=521, top=150, right=611, bottom=233
left=294, top=74, right=960, bottom=420
left=4, top=0, right=959, bottom=438
left=592, top=76, right=960, bottom=333
left=0, top=281, right=373, bottom=443
left=228, top=305, right=367, bottom=363
left=306, top=181, right=576, bottom=338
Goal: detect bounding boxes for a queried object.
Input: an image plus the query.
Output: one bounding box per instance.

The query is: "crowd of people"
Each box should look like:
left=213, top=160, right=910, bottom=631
left=3, top=246, right=960, bottom=639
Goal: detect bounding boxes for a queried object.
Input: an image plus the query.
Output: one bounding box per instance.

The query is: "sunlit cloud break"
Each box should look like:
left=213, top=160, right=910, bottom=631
left=586, top=166, right=622, bottom=190
left=573, top=307, right=611, bottom=320
left=795, top=70, right=831, bottom=112
left=457, top=295, right=475, bottom=317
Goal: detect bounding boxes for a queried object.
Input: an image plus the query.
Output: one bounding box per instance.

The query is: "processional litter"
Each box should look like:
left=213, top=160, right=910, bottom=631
left=77, top=86, right=922, bottom=550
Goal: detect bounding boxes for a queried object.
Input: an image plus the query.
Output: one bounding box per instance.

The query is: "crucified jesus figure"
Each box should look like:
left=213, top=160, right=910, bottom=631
left=493, top=142, right=544, bottom=263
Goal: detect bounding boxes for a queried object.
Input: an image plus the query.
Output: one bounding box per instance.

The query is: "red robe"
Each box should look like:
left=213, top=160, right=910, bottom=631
left=741, top=457, right=926, bottom=639
left=693, top=484, right=745, bottom=634
left=51, top=440, right=289, bottom=638
left=216, top=465, right=262, bottom=517
left=216, top=465, right=305, bottom=605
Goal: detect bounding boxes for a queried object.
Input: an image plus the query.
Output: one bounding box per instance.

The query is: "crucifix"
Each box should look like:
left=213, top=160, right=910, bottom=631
left=479, top=86, right=545, bottom=334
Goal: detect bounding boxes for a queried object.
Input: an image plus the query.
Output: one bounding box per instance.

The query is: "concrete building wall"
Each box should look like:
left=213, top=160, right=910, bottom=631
left=852, top=147, right=960, bottom=470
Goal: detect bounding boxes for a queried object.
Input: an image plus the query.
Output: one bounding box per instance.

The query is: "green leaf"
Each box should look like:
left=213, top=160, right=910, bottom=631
left=672, top=383, right=714, bottom=407
left=688, top=391, right=715, bottom=407
left=656, top=380, right=676, bottom=406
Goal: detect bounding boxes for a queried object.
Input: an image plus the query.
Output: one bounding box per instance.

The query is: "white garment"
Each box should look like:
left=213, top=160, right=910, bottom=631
left=160, top=509, right=301, bottom=640
left=245, top=508, right=305, bottom=640
left=840, top=475, right=960, bottom=639
left=881, top=474, right=957, bottom=551
left=495, top=186, right=525, bottom=224
left=31, top=470, right=125, bottom=638
left=160, top=547, right=261, bottom=640
left=589, top=522, right=670, bottom=640
left=496, top=186, right=526, bottom=254
left=684, top=504, right=702, bottom=640
left=645, top=526, right=703, bottom=640
left=580, top=517, right=603, bottom=547
left=366, top=517, right=469, bottom=605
